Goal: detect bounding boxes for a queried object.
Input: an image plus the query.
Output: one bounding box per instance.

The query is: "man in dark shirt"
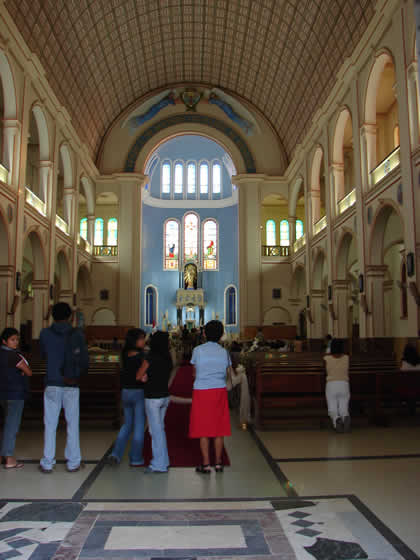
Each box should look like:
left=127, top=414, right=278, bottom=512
left=39, top=302, right=88, bottom=473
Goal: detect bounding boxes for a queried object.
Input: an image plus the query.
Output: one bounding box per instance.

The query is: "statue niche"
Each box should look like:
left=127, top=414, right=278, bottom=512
left=184, top=263, right=198, bottom=290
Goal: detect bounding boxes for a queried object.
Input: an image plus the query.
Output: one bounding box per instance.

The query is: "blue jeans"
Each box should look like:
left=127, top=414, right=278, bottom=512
left=0, top=400, right=24, bottom=457
left=110, top=389, right=145, bottom=465
left=145, top=397, right=170, bottom=472
left=40, top=386, right=81, bottom=471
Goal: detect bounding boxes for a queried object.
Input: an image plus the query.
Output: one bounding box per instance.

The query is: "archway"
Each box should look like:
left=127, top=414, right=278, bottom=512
left=0, top=209, right=11, bottom=326
left=263, top=306, right=291, bottom=326
left=364, top=52, right=399, bottom=186
left=335, top=231, right=358, bottom=338
left=310, top=146, right=326, bottom=227
left=368, top=203, right=405, bottom=337
left=312, top=250, right=328, bottom=338
left=92, top=307, right=116, bottom=326
left=25, top=105, right=50, bottom=208
left=22, top=230, right=47, bottom=341
left=332, top=108, right=355, bottom=209
left=0, top=49, right=17, bottom=176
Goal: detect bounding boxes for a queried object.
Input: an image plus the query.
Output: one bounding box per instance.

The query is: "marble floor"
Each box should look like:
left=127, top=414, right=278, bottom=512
left=0, top=420, right=419, bottom=559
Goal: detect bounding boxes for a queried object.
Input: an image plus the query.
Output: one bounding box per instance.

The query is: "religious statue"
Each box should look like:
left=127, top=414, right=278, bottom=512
left=184, top=263, right=197, bottom=290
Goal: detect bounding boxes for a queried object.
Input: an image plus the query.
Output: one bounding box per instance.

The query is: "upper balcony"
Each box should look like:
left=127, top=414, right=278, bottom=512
left=77, top=234, right=92, bottom=254
left=55, top=214, right=69, bottom=235
left=94, top=245, right=118, bottom=257
left=261, top=245, right=290, bottom=257
left=293, top=234, right=306, bottom=253
left=25, top=187, right=46, bottom=216
left=337, top=188, right=356, bottom=215
left=313, top=215, right=327, bottom=236
left=369, top=146, right=400, bottom=188
left=0, top=163, right=9, bottom=184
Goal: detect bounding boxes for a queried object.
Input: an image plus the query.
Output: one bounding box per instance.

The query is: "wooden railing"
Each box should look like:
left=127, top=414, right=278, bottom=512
left=94, top=245, right=118, bottom=257
left=261, top=245, right=290, bottom=257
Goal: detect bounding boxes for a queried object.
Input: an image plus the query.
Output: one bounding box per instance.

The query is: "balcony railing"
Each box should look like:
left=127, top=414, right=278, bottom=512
left=0, top=163, right=8, bottom=183
left=370, top=146, right=401, bottom=187
left=261, top=245, right=290, bottom=257
left=25, top=187, right=46, bottom=216
left=55, top=214, right=69, bottom=234
left=94, top=245, right=118, bottom=257
left=337, top=188, right=356, bottom=215
left=77, top=234, right=92, bottom=254
left=313, top=215, right=327, bottom=235
left=293, top=234, right=306, bottom=252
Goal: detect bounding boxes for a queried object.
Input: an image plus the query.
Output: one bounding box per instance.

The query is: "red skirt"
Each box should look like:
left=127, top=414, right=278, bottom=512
left=189, top=388, right=231, bottom=438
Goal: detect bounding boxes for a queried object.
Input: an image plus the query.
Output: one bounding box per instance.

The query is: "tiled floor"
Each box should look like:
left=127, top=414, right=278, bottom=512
left=0, top=420, right=419, bottom=558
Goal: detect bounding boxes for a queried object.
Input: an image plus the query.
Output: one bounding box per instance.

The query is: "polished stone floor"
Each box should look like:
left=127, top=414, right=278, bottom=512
left=0, top=420, right=419, bottom=559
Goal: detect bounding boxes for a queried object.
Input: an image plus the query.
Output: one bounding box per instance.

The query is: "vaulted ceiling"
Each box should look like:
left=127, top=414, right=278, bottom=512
left=6, top=0, right=376, bottom=164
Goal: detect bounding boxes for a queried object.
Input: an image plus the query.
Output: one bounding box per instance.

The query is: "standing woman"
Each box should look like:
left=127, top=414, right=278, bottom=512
left=108, top=329, right=147, bottom=466
left=324, top=338, right=351, bottom=433
left=0, top=328, right=32, bottom=469
left=137, top=331, right=173, bottom=473
left=189, top=320, right=231, bottom=473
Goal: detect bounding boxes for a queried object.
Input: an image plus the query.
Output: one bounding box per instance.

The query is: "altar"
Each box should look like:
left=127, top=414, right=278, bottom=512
left=176, top=288, right=205, bottom=327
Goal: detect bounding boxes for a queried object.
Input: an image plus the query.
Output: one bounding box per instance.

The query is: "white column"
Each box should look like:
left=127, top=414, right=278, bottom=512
left=39, top=161, right=53, bottom=215
left=330, top=162, right=344, bottom=211
left=87, top=214, right=95, bottom=246
left=360, top=124, right=376, bottom=190
left=2, top=121, right=20, bottom=185
left=288, top=215, right=296, bottom=251
left=235, top=174, right=264, bottom=331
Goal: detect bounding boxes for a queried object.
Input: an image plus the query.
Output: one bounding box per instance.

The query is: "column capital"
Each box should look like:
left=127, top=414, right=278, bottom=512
left=332, top=279, right=349, bottom=289
left=233, top=173, right=266, bottom=187
left=32, top=280, right=49, bottom=290
left=360, top=123, right=377, bottom=137
left=330, top=162, right=344, bottom=172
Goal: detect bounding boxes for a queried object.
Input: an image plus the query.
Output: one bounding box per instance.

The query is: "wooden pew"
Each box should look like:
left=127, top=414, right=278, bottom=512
left=25, top=357, right=121, bottom=427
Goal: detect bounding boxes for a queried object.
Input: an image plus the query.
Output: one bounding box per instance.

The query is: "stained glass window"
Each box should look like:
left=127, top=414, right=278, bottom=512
left=164, top=219, right=179, bottom=270
left=162, top=162, right=171, bottom=194
left=145, top=286, right=157, bottom=326
left=187, top=163, right=196, bottom=194
left=200, top=163, right=209, bottom=194
left=266, top=220, right=276, bottom=246
left=226, top=286, right=237, bottom=325
left=174, top=162, right=183, bottom=194
left=212, top=162, right=221, bottom=194
left=94, top=218, right=104, bottom=246
left=184, top=212, right=198, bottom=262
left=107, top=218, right=118, bottom=246
left=80, top=217, right=87, bottom=240
left=280, top=219, right=290, bottom=246
left=203, top=219, right=217, bottom=270
left=296, top=219, right=304, bottom=240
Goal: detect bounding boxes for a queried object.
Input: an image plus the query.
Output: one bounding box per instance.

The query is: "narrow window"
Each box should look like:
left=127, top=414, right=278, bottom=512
left=187, top=163, right=196, bottom=194
left=266, top=220, right=276, bottom=246
left=280, top=219, right=290, bottom=246
left=212, top=162, right=221, bottom=194
left=296, top=219, right=304, bottom=240
left=107, top=218, right=118, bottom=246
left=184, top=212, right=199, bottom=262
left=164, top=219, right=179, bottom=270
left=200, top=163, right=209, bottom=194
left=80, top=217, right=87, bottom=240
left=174, top=162, right=183, bottom=194
left=94, top=218, right=104, bottom=246
left=203, top=219, right=218, bottom=270
left=162, top=162, right=171, bottom=194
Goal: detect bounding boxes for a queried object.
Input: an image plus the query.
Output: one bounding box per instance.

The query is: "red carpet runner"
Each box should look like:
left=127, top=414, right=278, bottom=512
left=143, top=363, right=230, bottom=467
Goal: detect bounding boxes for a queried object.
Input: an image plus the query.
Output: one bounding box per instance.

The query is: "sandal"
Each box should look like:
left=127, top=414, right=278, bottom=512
left=4, top=462, right=24, bottom=469
left=214, top=464, right=224, bottom=473
left=195, top=464, right=211, bottom=474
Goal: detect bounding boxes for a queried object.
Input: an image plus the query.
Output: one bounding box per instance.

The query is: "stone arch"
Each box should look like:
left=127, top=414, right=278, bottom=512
left=289, top=175, right=304, bottom=217
left=369, top=201, right=404, bottom=266
left=0, top=50, right=17, bottom=119
left=76, top=264, right=93, bottom=300
left=80, top=175, right=95, bottom=216
left=59, top=144, right=73, bottom=187
left=336, top=230, right=355, bottom=280
left=22, top=229, right=47, bottom=339
left=263, top=305, right=291, bottom=326
left=310, top=145, right=325, bottom=224
left=124, top=114, right=256, bottom=174
left=31, top=104, right=50, bottom=161
left=364, top=49, right=396, bottom=124
left=290, top=264, right=306, bottom=299
left=92, top=307, right=116, bottom=326
left=24, top=229, right=46, bottom=280
left=332, top=107, right=354, bottom=204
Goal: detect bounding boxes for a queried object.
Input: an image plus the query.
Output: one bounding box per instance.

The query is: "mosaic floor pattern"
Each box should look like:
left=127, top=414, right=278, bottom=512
left=0, top=499, right=412, bottom=560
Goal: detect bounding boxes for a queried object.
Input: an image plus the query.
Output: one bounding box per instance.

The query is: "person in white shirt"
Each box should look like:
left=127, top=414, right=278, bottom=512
left=323, top=338, right=350, bottom=433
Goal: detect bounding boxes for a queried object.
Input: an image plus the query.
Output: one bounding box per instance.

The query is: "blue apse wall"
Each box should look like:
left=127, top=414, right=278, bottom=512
left=140, top=135, right=239, bottom=332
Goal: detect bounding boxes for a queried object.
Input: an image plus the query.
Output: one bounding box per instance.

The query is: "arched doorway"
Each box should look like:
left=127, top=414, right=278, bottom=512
left=332, top=108, right=355, bottom=213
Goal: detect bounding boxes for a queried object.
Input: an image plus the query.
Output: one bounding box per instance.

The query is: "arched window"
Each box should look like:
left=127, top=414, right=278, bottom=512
left=187, top=162, right=196, bottom=194
left=280, top=220, right=290, bottom=246
left=266, top=220, right=276, bottom=246
left=203, top=219, right=218, bottom=270
left=79, top=217, right=87, bottom=240
left=164, top=219, right=179, bottom=270
left=94, top=218, right=104, bottom=246
left=174, top=162, right=183, bottom=194
left=145, top=286, right=157, bottom=326
left=107, top=218, right=118, bottom=246
left=212, top=162, right=221, bottom=194
left=162, top=162, right=171, bottom=194
left=225, top=286, right=237, bottom=325
left=184, top=212, right=199, bottom=262
left=296, top=220, right=304, bottom=240
left=200, top=162, right=209, bottom=194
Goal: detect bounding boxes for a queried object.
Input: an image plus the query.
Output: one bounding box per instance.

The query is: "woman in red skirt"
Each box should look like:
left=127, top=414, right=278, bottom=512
left=189, top=320, right=231, bottom=473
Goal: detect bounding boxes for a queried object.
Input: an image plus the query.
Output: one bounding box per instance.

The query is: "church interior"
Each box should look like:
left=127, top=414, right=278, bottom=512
left=1, top=0, right=420, bottom=558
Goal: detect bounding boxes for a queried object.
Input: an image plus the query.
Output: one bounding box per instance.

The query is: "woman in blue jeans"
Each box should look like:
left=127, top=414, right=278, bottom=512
left=0, top=328, right=32, bottom=469
left=137, top=331, right=173, bottom=473
left=107, top=329, right=147, bottom=466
